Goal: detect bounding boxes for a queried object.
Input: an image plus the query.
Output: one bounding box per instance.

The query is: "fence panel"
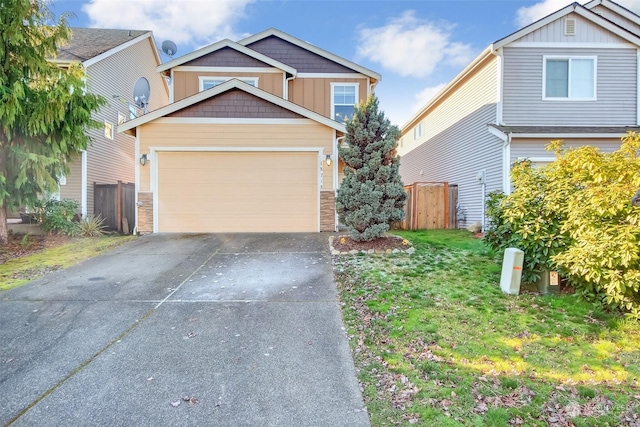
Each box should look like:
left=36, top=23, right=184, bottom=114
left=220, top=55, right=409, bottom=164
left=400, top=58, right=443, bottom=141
left=94, top=181, right=134, bottom=234
left=399, top=182, right=452, bottom=230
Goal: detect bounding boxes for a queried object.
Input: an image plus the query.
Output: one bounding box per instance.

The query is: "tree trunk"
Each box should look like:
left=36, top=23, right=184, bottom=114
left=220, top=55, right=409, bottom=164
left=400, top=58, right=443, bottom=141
left=0, top=206, right=7, bottom=246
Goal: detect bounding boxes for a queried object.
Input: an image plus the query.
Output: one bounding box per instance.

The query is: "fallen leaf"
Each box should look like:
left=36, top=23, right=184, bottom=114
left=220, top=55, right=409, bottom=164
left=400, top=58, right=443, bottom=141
left=170, top=400, right=181, bottom=407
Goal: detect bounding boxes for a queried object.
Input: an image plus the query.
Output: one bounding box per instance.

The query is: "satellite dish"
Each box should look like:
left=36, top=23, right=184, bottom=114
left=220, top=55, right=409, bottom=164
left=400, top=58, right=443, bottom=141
left=161, top=40, right=178, bottom=58
left=133, top=77, right=151, bottom=114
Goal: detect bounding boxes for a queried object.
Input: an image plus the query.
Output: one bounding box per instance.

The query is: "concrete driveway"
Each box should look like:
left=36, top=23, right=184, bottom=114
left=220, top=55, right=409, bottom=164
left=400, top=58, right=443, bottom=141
left=0, top=233, right=369, bottom=426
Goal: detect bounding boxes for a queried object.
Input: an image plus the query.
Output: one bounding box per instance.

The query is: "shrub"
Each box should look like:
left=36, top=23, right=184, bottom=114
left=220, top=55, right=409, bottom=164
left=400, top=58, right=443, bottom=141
left=40, top=199, right=80, bottom=236
left=78, top=215, right=106, bottom=237
left=484, top=132, right=640, bottom=317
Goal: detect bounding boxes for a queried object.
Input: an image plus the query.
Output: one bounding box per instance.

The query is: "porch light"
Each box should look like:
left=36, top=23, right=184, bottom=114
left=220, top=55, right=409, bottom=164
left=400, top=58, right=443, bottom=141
left=140, top=154, right=147, bottom=166
left=325, top=154, right=332, bottom=166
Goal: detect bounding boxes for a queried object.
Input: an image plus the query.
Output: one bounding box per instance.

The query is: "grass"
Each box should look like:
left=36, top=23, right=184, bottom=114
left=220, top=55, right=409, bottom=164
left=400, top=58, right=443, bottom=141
left=334, top=229, right=640, bottom=426
left=0, top=235, right=136, bottom=291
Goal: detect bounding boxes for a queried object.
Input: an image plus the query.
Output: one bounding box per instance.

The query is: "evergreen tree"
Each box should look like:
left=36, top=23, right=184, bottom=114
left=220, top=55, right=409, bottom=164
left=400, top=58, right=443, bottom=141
left=336, top=95, right=407, bottom=241
left=0, top=0, right=104, bottom=244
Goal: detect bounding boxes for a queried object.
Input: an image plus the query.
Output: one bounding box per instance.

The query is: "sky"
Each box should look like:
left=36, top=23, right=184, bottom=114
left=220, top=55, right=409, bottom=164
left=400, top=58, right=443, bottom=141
left=50, top=0, right=640, bottom=127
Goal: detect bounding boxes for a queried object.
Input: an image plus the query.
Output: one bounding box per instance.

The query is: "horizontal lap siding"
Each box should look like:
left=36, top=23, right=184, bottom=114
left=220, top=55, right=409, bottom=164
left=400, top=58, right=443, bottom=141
left=139, top=122, right=334, bottom=191
left=503, top=46, right=637, bottom=126
left=399, top=58, right=501, bottom=227
left=59, top=155, right=82, bottom=205
left=510, top=137, right=623, bottom=164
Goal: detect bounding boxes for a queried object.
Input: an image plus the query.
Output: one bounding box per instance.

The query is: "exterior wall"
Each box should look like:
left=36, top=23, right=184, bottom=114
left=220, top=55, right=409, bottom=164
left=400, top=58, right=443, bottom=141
left=138, top=122, right=335, bottom=192
left=245, top=36, right=357, bottom=73
left=289, top=77, right=368, bottom=119
left=590, top=5, right=640, bottom=36
left=173, top=70, right=284, bottom=101
left=59, top=154, right=82, bottom=205
left=502, top=46, right=637, bottom=126
left=137, top=192, right=153, bottom=234
left=514, top=12, right=628, bottom=43
left=399, top=57, right=501, bottom=228
left=83, top=36, right=168, bottom=216
left=320, top=191, right=336, bottom=232
left=183, top=47, right=270, bottom=67
left=509, top=137, right=623, bottom=163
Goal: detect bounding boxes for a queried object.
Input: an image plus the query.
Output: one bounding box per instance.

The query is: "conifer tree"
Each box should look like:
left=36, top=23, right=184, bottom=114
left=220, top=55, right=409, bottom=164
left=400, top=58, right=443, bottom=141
left=0, top=0, right=105, bottom=244
left=336, top=95, right=407, bottom=241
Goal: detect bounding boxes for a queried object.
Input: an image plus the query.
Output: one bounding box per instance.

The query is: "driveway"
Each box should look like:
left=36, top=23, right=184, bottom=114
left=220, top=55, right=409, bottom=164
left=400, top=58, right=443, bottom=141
left=0, top=233, right=369, bottom=426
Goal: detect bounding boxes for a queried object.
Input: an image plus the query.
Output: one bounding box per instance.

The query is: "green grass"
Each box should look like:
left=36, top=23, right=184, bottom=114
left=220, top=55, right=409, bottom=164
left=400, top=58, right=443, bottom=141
left=334, top=229, right=640, bottom=426
left=0, top=235, right=136, bottom=291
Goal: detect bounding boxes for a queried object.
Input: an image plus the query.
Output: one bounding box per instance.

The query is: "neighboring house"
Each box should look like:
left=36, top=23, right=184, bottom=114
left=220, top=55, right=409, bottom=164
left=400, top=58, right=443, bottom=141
left=398, top=0, right=640, bottom=230
left=53, top=28, right=168, bottom=218
left=119, top=28, right=380, bottom=233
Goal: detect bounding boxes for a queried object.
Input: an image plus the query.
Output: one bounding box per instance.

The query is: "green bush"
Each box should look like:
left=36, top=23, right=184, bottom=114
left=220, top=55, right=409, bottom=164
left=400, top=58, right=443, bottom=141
left=40, top=199, right=80, bottom=236
left=78, top=215, right=106, bottom=237
left=484, top=132, right=640, bottom=317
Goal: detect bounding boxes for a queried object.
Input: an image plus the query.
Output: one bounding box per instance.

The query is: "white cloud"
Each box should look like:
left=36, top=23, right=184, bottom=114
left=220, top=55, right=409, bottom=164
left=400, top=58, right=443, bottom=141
left=516, top=0, right=640, bottom=27
left=356, top=11, right=475, bottom=78
left=411, top=83, right=447, bottom=113
left=82, top=0, right=254, bottom=48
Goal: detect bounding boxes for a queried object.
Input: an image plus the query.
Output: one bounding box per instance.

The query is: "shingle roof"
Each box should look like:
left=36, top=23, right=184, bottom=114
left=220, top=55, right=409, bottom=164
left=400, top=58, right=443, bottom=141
left=488, top=124, right=640, bottom=135
left=55, top=28, right=149, bottom=62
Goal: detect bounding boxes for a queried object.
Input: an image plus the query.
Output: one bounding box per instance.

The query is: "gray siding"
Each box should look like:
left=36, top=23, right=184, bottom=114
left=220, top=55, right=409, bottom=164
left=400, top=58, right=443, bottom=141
left=399, top=58, right=501, bottom=228
left=503, top=46, right=637, bottom=126
left=184, top=47, right=270, bottom=67
left=591, top=5, right=640, bottom=37
left=514, top=12, right=628, bottom=43
left=82, top=36, right=169, bottom=216
left=246, top=36, right=357, bottom=73
left=510, top=137, right=622, bottom=164
left=59, top=154, right=82, bottom=206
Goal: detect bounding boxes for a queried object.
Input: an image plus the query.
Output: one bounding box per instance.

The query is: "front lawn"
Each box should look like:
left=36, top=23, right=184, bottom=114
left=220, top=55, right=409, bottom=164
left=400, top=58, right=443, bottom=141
left=334, top=230, right=640, bottom=426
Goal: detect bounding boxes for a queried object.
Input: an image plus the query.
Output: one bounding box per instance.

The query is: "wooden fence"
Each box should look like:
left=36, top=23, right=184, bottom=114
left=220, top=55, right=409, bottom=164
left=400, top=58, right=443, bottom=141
left=94, top=181, right=135, bottom=234
left=399, top=182, right=458, bottom=230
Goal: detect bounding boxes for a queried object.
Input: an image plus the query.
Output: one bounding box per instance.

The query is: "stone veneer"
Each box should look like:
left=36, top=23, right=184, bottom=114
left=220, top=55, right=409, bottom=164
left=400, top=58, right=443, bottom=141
left=320, top=191, right=336, bottom=232
left=137, top=192, right=153, bottom=234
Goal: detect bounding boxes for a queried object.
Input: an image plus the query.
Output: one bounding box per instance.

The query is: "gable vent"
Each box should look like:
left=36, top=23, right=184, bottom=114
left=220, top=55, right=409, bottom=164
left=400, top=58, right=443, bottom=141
left=564, top=18, right=576, bottom=36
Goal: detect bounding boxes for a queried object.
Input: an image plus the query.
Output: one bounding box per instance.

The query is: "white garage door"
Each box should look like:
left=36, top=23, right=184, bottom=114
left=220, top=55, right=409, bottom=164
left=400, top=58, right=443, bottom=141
left=157, top=151, right=319, bottom=232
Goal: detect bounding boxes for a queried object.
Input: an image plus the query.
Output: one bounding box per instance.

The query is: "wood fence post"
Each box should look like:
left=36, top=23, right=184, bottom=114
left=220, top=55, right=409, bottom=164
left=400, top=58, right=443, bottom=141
left=116, top=180, right=123, bottom=233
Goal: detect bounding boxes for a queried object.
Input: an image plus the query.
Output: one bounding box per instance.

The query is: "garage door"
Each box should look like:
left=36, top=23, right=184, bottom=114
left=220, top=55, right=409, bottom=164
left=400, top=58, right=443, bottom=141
left=157, top=151, right=319, bottom=232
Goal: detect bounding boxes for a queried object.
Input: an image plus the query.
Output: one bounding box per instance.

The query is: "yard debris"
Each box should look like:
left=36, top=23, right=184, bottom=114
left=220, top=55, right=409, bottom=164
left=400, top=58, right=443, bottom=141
left=170, top=400, right=181, bottom=408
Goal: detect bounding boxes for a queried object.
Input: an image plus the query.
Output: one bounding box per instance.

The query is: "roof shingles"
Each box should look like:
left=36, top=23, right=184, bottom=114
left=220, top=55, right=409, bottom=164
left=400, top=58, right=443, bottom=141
left=55, top=28, right=149, bottom=62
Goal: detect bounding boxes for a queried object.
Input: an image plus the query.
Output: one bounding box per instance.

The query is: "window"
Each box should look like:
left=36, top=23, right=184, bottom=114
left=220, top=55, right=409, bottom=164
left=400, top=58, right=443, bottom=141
left=331, top=83, right=358, bottom=123
left=543, top=56, right=596, bottom=100
left=199, top=77, right=258, bottom=91
left=117, top=112, right=126, bottom=125
left=413, top=121, right=424, bottom=140
left=104, top=121, right=113, bottom=140
left=129, top=103, right=138, bottom=120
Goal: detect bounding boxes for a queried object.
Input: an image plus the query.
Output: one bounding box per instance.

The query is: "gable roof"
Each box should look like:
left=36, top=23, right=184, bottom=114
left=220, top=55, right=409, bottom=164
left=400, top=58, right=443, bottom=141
left=156, top=39, right=297, bottom=76
left=238, top=28, right=381, bottom=82
left=584, top=0, right=640, bottom=29
left=54, top=28, right=153, bottom=65
left=118, top=79, right=346, bottom=135
left=494, top=1, right=640, bottom=48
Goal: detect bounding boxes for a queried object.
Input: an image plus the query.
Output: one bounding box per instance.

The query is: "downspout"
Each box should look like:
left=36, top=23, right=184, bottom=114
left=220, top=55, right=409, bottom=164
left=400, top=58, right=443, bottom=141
left=335, top=135, right=346, bottom=232
left=284, top=73, right=295, bottom=101
left=503, top=132, right=512, bottom=195
left=81, top=150, right=88, bottom=218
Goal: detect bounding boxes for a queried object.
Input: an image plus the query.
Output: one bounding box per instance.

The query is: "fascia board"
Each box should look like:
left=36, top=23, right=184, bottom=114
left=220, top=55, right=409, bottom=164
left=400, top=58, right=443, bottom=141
left=156, top=39, right=297, bottom=76
left=237, top=28, right=381, bottom=82
left=117, top=79, right=346, bottom=133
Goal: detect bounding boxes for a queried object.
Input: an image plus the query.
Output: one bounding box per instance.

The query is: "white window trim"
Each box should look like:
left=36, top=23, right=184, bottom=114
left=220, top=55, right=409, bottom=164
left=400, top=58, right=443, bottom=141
left=104, top=121, right=114, bottom=140
left=117, top=112, right=126, bottom=125
left=330, top=82, right=359, bottom=123
left=198, top=76, right=258, bottom=91
left=542, top=55, right=597, bottom=101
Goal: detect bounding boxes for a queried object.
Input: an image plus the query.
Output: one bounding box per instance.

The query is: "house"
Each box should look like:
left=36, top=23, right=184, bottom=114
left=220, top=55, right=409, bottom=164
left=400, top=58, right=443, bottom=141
left=398, top=0, right=640, bottom=230
left=53, top=28, right=168, bottom=221
left=119, top=28, right=381, bottom=233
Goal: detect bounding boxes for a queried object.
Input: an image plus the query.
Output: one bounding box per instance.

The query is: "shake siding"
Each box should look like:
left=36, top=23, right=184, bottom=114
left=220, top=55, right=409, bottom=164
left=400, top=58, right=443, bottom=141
left=510, top=137, right=622, bottom=163
left=515, top=13, right=627, bottom=43
left=399, top=58, right=500, bottom=228
left=502, top=47, right=637, bottom=125
left=59, top=155, right=82, bottom=205
left=289, top=77, right=368, bottom=118
left=173, top=71, right=284, bottom=101
left=83, top=37, right=168, bottom=216
left=138, top=122, right=335, bottom=191
left=590, top=5, right=640, bottom=36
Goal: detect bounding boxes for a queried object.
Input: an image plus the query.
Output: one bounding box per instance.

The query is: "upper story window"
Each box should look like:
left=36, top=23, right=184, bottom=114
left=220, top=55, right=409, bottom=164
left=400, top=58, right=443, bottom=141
left=413, top=121, right=425, bottom=140
left=104, top=121, right=114, bottom=140
left=199, top=77, right=258, bottom=91
left=331, top=83, right=358, bottom=123
left=543, top=56, right=596, bottom=100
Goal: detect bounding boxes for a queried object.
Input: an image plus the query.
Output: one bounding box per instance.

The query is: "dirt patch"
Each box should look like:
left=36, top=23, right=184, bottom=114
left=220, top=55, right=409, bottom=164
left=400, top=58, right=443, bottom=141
left=0, top=232, right=73, bottom=264
left=331, top=235, right=410, bottom=253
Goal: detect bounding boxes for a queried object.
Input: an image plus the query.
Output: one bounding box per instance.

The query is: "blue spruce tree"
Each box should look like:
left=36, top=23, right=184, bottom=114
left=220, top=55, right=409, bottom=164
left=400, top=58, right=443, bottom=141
left=336, top=95, right=407, bottom=241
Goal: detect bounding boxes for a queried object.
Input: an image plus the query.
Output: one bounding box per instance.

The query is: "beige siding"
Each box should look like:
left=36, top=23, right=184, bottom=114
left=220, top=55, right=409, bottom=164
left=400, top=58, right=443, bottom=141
left=514, top=12, right=627, bottom=43
left=59, top=154, right=82, bottom=204
left=399, top=57, right=500, bottom=228
left=157, top=151, right=318, bottom=232
left=83, top=36, right=168, bottom=216
left=289, top=77, right=368, bottom=118
left=138, top=122, right=335, bottom=192
left=173, top=71, right=284, bottom=101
